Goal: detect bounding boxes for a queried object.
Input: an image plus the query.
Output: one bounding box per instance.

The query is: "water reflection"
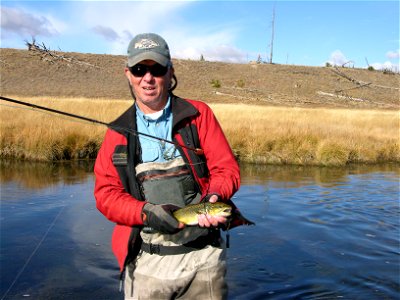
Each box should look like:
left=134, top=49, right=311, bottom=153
left=240, top=162, right=399, bottom=186
left=2, top=159, right=398, bottom=190
left=0, top=159, right=94, bottom=188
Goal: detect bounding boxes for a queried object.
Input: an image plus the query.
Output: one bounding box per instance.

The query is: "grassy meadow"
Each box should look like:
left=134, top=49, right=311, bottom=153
left=0, top=96, right=399, bottom=166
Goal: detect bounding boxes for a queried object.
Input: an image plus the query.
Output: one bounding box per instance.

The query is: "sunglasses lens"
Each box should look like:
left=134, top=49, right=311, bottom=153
left=130, top=64, right=168, bottom=77
left=130, top=65, right=147, bottom=77
left=150, top=64, right=168, bottom=77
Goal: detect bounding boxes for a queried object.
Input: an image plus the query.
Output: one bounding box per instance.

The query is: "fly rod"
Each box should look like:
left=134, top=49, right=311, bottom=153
left=0, top=96, right=204, bottom=155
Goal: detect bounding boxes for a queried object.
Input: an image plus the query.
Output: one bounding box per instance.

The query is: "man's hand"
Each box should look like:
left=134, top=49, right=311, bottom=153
left=198, top=194, right=227, bottom=227
left=142, top=203, right=185, bottom=234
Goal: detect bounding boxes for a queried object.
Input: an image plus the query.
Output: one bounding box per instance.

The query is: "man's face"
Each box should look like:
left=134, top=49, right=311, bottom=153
left=125, top=60, right=173, bottom=114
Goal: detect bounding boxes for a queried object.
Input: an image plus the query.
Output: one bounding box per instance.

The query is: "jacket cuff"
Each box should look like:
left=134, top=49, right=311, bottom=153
left=202, top=193, right=221, bottom=202
left=136, top=201, right=148, bottom=225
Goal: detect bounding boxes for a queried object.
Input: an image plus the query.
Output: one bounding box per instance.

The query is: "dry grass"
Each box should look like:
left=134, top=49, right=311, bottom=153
left=1, top=96, right=398, bottom=165
left=0, top=96, right=131, bottom=160
left=211, top=104, right=399, bottom=166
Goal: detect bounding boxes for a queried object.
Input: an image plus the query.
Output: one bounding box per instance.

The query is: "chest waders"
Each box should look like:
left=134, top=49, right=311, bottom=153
left=126, top=158, right=226, bottom=299
left=135, top=157, right=221, bottom=255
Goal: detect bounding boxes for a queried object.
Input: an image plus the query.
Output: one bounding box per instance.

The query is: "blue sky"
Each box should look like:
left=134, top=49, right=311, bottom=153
left=1, top=1, right=399, bottom=70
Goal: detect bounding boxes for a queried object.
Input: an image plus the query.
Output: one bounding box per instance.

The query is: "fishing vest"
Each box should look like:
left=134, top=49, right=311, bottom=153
left=135, top=157, right=199, bottom=208
left=135, top=157, right=209, bottom=246
left=111, top=123, right=208, bottom=201
left=111, top=121, right=213, bottom=261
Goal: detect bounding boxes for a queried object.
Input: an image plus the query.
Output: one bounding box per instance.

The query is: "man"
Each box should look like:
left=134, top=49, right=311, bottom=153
left=94, top=33, right=240, bottom=299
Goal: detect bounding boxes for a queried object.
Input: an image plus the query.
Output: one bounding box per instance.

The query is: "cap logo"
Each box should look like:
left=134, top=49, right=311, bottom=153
left=134, top=38, right=159, bottom=50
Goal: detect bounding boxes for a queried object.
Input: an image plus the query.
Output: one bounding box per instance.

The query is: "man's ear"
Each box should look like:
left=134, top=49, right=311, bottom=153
left=124, top=67, right=132, bottom=81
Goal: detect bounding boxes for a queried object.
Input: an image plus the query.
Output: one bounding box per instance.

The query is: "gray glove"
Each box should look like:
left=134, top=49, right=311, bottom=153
left=142, top=203, right=181, bottom=234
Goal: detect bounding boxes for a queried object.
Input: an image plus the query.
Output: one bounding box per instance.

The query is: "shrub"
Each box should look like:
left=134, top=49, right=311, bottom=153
left=316, top=141, right=349, bottom=166
left=383, top=68, right=395, bottom=75
left=210, top=79, right=221, bottom=88
left=236, top=79, right=245, bottom=88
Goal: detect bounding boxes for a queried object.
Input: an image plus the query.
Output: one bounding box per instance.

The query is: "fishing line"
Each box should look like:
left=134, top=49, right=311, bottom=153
left=1, top=99, right=205, bottom=168
left=1, top=205, right=66, bottom=300
left=0, top=102, right=107, bottom=129
left=0, top=102, right=105, bottom=128
left=0, top=96, right=204, bottom=155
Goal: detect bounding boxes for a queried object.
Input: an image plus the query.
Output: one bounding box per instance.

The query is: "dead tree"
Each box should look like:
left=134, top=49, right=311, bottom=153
left=331, top=67, right=367, bottom=86
left=24, top=38, right=99, bottom=68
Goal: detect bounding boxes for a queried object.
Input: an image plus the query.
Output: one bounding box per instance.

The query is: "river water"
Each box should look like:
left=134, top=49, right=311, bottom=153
left=0, top=160, right=399, bottom=300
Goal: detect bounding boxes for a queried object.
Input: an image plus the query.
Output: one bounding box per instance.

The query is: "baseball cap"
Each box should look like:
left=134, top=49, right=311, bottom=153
left=127, top=33, right=171, bottom=67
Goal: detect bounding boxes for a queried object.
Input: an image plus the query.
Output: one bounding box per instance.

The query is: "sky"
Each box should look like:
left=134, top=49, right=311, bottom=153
left=1, top=0, right=399, bottom=70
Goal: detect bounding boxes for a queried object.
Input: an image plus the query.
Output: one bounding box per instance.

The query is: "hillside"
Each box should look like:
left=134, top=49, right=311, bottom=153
left=1, top=48, right=399, bottom=110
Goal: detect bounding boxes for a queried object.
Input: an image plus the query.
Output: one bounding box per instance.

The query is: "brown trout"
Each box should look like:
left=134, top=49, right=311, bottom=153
left=173, top=201, right=255, bottom=229
left=173, top=202, right=232, bottom=225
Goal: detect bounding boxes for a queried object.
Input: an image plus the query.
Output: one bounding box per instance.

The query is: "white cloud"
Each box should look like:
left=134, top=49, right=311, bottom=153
left=368, top=50, right=400, bottom=72
left=205, top=45, right=248, bottom=63
left=386, top=49, right=400, bottom=60
left=80, top=1, right=190, bottom=54
left=0, top=6, right=59, bottom=38
left=92, top=25, right=120, bottom=41
left=327, top=49, right=399, bottom=71
left=167, top=26, right=245, bottom=63
left=174, top=44, right=247, bottom=63
left=370, top=61, right=399, bottom=72
left=78, top=2, right=245, bottom=62
left=327, top=50, right=352, bottom=66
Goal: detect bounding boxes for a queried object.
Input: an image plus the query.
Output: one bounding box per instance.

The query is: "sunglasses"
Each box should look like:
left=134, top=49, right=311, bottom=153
left=129, top=63, right=169, bottom=77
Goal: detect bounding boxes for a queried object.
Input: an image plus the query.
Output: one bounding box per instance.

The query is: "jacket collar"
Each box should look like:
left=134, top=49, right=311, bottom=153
left=170, top=95, right=198, bottom=128
left=109, top=94, right=198, bottom=135
left=109, top=103, right=137, bottom=135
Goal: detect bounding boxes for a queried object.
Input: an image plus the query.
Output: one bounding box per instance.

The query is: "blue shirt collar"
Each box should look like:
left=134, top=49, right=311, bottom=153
left=136, top=97, right=171, bottom=122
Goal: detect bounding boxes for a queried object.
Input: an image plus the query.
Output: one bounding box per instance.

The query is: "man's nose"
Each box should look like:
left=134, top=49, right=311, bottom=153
left=142, top=70, right=154, bottom=80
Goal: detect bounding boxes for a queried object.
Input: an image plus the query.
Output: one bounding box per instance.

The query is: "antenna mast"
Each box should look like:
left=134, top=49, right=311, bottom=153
left=269, top=3, right=276, bottom=64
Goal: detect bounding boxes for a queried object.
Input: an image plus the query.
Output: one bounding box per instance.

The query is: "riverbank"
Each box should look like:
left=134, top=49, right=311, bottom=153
left=1, top=96, right=398, bottom=166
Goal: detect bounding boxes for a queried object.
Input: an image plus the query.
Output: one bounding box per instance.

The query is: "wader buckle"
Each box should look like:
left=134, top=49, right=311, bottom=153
left=149, top=243, right=161, bottom=255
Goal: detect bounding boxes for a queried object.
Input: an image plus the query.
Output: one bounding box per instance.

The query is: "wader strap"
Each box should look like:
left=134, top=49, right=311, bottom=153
left=141, top=230, right=221, bottom=255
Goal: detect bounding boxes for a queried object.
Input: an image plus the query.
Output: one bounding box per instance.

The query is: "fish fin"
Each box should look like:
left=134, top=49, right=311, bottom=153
left=223, top=199, right=255, bottom=230
left=227, top=209, right=255, bottom=229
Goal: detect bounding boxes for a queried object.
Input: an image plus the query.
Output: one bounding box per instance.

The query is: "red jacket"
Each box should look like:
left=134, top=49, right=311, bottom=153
left=94, top=96, right=240, bottom=270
